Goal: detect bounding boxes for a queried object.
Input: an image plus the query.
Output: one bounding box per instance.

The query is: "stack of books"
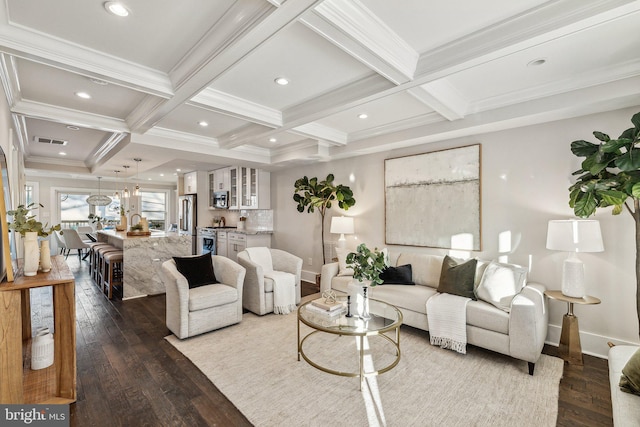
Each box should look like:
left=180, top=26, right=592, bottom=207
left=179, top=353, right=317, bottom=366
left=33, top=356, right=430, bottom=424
left=308, top=298, right=344, bottom=315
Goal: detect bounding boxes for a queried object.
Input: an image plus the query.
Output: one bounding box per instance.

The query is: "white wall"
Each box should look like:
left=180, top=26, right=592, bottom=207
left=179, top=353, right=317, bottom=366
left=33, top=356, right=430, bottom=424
left=271, top=106, right=640, bottom=358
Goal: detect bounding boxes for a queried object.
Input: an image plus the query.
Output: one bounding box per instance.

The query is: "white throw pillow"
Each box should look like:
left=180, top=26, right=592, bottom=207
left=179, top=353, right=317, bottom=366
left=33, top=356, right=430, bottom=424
left=335, top=247, right=354, bottom=277
left=474, top=261, right=527, bottom=312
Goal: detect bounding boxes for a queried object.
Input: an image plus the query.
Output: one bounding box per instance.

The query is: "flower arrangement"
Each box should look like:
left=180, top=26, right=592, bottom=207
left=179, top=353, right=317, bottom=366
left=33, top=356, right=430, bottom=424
left=7, top=203, right=61, bottom=237
left=345, top=243, right=388, bottom=286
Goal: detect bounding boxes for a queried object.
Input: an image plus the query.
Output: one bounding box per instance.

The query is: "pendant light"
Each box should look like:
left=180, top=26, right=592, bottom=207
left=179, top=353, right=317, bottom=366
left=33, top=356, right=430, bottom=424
left=133, top=158, right=141, bottom=196
left=122, top=165, right=130, bottom=198
left=113, top=170, right=120, bottom=201
left=86, top=176, right=112, bottom=206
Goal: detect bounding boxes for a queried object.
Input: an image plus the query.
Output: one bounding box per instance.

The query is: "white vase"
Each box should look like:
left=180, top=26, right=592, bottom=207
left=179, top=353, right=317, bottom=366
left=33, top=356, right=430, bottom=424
left=40, top=238, right=51, bottom=273
left=31, top=327, right=54, bottom=370
left=23, top=231, right=40, bottom=277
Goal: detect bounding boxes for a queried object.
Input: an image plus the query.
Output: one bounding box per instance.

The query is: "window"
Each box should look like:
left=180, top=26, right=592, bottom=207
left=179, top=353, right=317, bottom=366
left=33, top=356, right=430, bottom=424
left=141, top=191, right=166, bottom=230
left=60, top=193, right=91, bottom=228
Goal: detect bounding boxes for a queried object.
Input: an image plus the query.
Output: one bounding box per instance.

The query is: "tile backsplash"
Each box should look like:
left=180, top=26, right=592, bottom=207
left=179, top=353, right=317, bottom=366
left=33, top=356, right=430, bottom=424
left=241, top=209, right=273, bottom=231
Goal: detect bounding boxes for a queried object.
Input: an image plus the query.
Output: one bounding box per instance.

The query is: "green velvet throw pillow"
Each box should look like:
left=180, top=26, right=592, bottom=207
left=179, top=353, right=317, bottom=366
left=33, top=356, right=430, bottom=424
left=437, top=255, right=477, bottom=300
left=620, top=348, right=640, bottom=396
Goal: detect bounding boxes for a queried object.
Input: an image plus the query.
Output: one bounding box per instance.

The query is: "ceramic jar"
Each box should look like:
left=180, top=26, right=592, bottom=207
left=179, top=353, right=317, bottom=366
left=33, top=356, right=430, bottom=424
left=39, top=238, right=51, bottom=273
left=23, top=231, right=40, bottom=277
left=31, top=327, right=54, bottom=370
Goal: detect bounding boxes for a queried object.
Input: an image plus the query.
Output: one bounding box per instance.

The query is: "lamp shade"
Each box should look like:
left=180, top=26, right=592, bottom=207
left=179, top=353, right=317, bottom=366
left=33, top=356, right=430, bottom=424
left=330, top=216, right=354, bottom=235
left=546, top=219, right=604, bottom=253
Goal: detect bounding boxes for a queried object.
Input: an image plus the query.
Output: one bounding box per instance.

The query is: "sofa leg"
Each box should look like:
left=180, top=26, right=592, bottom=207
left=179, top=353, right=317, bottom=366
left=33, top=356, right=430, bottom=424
left=528, top=362, right=535, bottom=375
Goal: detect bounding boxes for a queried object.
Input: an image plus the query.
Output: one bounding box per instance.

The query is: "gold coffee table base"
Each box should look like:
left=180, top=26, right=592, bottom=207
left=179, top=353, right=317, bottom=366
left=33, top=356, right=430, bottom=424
left=297, top=297, right=403, bottom=390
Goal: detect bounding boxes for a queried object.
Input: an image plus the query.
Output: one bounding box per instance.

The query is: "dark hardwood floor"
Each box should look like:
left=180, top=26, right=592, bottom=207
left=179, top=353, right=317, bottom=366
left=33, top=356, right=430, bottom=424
left=32, top=257, right=612, bottom=426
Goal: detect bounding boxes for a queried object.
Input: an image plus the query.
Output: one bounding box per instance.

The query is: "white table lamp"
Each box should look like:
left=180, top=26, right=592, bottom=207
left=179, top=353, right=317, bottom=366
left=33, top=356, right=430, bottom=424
left=546, top=219, right=604, bottom=298
left=331, top=216, right=354, bottom=248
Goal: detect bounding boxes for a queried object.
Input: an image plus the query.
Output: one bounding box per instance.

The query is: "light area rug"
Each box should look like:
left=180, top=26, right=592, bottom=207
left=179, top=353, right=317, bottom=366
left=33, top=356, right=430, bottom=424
left=166, top=312, right=563, bottom=427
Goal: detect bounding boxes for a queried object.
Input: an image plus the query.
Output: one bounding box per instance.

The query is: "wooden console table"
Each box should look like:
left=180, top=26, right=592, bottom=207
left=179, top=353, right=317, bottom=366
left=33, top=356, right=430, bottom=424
left=0, top=256, right=76, bottom=403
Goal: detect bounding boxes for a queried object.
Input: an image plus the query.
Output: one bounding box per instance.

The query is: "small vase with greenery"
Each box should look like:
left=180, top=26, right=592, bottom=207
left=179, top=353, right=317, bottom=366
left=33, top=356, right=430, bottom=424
left=346, top=243, right=388, bottom=287
left=7, top=203, right=61, bottom=237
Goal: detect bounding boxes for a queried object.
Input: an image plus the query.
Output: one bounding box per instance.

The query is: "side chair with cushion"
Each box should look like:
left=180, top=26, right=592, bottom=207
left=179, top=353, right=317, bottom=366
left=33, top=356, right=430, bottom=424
left=237, top=248, right=302, bottom=315
left=161, top=254, right=246, bottom=339
left=59, top=229, right=90, bottom=260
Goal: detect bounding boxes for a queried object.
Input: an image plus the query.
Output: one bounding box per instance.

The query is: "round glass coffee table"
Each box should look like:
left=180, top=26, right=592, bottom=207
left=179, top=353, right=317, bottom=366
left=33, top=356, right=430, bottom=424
left=297, top=296, right=403, bottom=390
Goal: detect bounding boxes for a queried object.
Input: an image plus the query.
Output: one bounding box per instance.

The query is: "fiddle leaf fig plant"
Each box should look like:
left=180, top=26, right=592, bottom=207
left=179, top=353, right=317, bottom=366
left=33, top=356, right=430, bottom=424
left=293, top=174, right=356, bottom=264
left=568, top=111, right=640, bottom=337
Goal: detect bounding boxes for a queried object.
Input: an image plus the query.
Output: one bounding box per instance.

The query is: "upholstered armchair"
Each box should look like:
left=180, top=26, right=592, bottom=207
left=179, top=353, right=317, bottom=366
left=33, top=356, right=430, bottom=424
left=161, top=255, right=246, bottom=339
left=237, top=248, right=302, bottom=315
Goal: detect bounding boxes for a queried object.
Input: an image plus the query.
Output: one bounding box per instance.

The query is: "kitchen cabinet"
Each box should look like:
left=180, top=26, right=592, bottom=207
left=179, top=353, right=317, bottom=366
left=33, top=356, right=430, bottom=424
left=228, top=167, right=270, bottom=210
left=184, top=171, right=198, bottom=194
left=227, top=232, right=246, bottom=262
left=216, top=231, right=228, bottom=257
left=208, top=168, right=231, bottom=209
left=0, top=256, right=76, bottom=404
left=215, top=231, right=270, bottom=261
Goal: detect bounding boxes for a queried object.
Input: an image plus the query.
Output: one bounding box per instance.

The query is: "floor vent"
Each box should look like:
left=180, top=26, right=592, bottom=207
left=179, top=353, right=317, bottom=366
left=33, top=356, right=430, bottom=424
left=34, top=136, right=68, bottom=145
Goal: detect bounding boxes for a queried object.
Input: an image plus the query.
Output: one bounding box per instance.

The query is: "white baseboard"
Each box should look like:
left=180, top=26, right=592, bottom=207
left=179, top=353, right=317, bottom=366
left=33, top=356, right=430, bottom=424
left=301, top=269, right=319, bottom=284
left=545, top=323, right=639, bottom=359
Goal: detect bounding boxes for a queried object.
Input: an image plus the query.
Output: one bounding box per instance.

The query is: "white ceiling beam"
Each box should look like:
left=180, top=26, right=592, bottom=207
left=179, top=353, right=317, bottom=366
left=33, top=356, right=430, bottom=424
left=300, top=0, right=418, bottom=85
left=127, top=0, right=325, bottom=135
left=87, top=133, right=130, bottom=171
left=12, top=99, right=129, bottom=133
left=291, top=122, right=348, bottom=145
left=408, top=80, right=468, bottom=121
left=189, top=88, right=282, bottom=127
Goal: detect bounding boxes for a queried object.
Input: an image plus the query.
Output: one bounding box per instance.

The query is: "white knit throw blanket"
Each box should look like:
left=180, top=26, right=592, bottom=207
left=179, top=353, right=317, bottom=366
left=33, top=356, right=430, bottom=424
left=426, top=292, right=471, bottom=354
left=245, top=247, right=296, bottom=315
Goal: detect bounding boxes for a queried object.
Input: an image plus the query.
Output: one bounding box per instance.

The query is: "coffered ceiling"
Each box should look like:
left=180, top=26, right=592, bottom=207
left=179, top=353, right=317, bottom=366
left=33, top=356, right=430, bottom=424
left=0, top=0, right=638, bottom=183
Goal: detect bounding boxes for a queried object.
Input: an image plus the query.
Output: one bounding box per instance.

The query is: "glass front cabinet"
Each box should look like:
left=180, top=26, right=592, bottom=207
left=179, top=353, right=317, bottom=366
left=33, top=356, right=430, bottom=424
left=228, top=167, right=270, bottom=210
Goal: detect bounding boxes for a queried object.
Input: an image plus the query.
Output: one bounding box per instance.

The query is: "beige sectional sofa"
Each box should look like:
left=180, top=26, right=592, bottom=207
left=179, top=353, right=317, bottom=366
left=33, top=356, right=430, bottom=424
left=320, top=252, right=548, bottom=374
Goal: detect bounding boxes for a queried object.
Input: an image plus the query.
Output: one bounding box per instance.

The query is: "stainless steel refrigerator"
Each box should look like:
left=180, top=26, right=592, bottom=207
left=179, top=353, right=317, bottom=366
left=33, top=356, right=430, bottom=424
left=178, top=194, right=197, bottom=254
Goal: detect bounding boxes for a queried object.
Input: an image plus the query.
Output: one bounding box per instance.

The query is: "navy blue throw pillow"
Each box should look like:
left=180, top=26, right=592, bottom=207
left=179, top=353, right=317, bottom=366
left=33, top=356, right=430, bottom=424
left=380, top=264, right=414, bottom=285
left=173, top=254, right=217, bottom=289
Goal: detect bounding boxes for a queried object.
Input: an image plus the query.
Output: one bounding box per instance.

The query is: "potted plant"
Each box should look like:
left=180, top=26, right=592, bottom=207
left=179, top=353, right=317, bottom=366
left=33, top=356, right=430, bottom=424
left=345, top=243, right=388, bottom=287
left=7, top=203, right=61, bottom=276
left=88, top=213, right=103, bottom=230
left=293, top=174, right=356, bottom=264
left=568, top=111, right=640, bottom=337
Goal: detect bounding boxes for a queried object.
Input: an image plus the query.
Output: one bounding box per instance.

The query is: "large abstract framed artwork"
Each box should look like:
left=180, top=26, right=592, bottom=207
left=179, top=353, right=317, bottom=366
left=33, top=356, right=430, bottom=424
left=385, top=144, right=481, bottom=251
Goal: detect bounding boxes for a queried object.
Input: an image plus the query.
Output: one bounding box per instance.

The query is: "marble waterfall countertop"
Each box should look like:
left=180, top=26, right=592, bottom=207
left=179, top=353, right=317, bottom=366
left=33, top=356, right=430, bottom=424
left=203, top=227, right=273, bottom=235
left=97, top=230, right=191, bottom=299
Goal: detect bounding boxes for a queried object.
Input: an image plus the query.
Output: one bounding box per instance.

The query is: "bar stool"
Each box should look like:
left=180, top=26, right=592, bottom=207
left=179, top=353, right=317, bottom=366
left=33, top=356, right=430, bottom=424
left=94, top=245, right=120, bottom=286
left=102, top=251, right=123, bottom=299
left=87, top=243, right=111, bottom=278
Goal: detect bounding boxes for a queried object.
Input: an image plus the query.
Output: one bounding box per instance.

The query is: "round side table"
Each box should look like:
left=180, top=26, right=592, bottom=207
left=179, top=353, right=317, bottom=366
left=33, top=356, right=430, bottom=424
left=545, top=290, right=601, bottom=365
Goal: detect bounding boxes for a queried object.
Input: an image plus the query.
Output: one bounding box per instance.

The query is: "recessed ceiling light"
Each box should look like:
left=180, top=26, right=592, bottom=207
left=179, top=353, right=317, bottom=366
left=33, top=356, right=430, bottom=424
left=160, top=173, right=164, bottom=177
left=176, top=168, right=181, bottom=172
left=75, top=91, right=91, bottom=99
left=269, top=138, right=277, bottom=143
left=358, top=113, right=368, bottom=119
left=66, top=125, right=80, bottom=131
left=147, top=178, right=152, bottom=181
left=59, top=152, right=67, bottom=156
left=104, top=2, right=129, bottom=17
left=198, top=121, right=208, bottom=127
left=274, top=77, right=289, bottom=86
left=527, top=58, right=547, bottom=67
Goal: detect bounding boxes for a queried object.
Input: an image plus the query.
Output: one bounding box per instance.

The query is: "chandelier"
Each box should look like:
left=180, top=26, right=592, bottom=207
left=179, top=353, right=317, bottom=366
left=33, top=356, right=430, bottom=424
left=86, top=176, right=112, bottom=206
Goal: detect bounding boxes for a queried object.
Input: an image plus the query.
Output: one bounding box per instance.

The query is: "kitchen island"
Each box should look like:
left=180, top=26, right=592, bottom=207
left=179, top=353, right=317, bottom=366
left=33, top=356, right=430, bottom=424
left=97, top=230, right=191, bottom=299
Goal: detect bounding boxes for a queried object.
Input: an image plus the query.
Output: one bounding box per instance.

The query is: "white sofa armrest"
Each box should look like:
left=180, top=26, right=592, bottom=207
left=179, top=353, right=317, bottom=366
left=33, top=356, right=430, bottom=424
left=320, top=262, right=340, bottom=293
left=508, top=282, right=548, bottom=366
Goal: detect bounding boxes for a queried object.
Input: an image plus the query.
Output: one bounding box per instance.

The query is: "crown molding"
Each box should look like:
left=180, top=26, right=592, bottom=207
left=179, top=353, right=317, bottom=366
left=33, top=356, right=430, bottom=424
left=190, top=88, right=282, bottom=127
left=348, top=112, right=444, bottom=143
left=292, top=122, right=347, bottom=145
left=131, top=0, right=323, bottom=134
left=408, top=80, right=468, bottom=121
left=12, top=99, right=129, bottom=133
left=473, top=58, right=640, bottom=113
left=0, top=18, right=173, bottom=97
left=0, top=53, right=19, bottom=107
left=11, top=113, right=28, bottom=156
left=301, top=0, right=418, bottom=84
left=26, top=155, right=86, bottom=168
left=270, top=140, right=328, bottom=165
left=414, top=0, right=639, bottom=79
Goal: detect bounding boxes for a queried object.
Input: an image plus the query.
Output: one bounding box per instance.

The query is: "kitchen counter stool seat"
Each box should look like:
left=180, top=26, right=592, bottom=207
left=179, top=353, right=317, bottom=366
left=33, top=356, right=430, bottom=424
left=102, top=251, right=124, bottom=299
